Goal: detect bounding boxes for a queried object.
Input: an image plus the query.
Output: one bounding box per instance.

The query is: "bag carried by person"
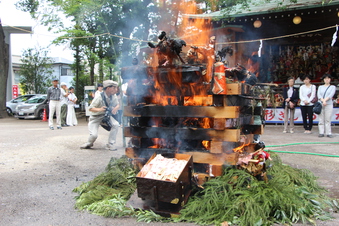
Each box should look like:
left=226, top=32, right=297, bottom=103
left=100, top=113, right=112, bottom=131
left=288, top=101, right=296, bottom=109
left=100, top=92, right=112, bottom=131
left=313, top=102, right=322, bottom=114
left=313, top=86, right=330, bottom=115
left=307, top=85, right=318, bottom=103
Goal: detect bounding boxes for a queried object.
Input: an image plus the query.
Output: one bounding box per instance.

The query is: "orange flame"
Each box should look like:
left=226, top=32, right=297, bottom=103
left=178, top=1, right=212, bottom=47
left=184, top=95, right=213, bottom=106
left=233, top=142, right=251, bottom=153
left=202, top=140, right=210, bottom=150
left=145, top=1, right=215, bottom=151
left=200, top=117, right=211, bottom=128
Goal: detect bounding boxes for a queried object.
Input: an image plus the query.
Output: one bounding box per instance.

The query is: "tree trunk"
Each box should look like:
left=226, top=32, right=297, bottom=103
left=0, top=21, right=9, bottom=118
left=89, top=56, right=95, bottom=85
left=75, top=45, right=80, bottom=98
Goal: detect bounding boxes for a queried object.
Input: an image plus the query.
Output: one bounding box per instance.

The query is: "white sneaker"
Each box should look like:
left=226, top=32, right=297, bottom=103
left=106, top=143, right=117, bottom=151
left=80, top=143, right=93, bottom=149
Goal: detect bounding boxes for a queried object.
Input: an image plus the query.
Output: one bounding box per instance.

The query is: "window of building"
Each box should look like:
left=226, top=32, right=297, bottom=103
left=61, top=68, right=72, bottom=76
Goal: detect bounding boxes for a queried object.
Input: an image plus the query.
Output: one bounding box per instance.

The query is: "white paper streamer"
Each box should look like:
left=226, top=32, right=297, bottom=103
left=331, top=25, right=338, bottom=47
left=258, top=39, right=263, bottom=57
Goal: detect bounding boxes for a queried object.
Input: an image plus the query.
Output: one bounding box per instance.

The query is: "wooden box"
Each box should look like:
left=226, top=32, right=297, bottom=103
left=136, top=153, right=193, bottom=205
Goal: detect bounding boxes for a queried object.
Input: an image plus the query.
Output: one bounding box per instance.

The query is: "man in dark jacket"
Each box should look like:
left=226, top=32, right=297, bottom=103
left=282, top=77, right=299, bottom=133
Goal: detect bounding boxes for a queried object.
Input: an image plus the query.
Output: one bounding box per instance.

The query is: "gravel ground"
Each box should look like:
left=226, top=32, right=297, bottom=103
left=0, top=116, right=338, bottom=226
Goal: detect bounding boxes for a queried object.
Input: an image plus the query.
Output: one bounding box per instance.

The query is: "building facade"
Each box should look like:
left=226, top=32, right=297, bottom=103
left=9, top=55, right=74, bottom=100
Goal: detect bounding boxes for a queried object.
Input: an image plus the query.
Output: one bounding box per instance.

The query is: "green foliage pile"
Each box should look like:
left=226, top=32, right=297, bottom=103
left=73, top=156, right=137, bottom=215
left=73, top=154, right=339, bottom=225
left=176, top=153, right=339, bottom=225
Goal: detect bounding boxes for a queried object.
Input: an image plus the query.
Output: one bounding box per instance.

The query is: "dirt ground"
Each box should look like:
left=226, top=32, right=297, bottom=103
left=0, top=116, right=338, bottom=226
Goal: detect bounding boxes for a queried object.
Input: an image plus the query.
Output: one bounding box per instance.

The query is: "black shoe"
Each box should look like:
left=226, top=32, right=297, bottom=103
left=49, top=126, right=54, bottom=130
left=57, top=126, right=62, bottom=130
left=318, top=134, right=324, bottom=137
left=327, top=135, right=334, bottom=138
left=61, top=124, right=69, bottom=127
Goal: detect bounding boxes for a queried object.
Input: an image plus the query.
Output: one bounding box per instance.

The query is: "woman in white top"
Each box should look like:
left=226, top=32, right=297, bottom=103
left=299, top=75, right=316, bottom=133
left=94, top=83, right=103, bottom=98
left=317, top=74, right=336, bottom=138
left=66, top=87, right=78, bottom=126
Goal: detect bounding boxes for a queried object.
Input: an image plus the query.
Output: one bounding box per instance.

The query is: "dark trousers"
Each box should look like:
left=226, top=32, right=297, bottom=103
left=61, top=104, right=67, bottom=125
left=300, top=105, right=313, bottom=131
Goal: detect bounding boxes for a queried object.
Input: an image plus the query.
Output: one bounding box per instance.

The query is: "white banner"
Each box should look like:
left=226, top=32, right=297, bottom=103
left=264, top=107, right=339, bottom=124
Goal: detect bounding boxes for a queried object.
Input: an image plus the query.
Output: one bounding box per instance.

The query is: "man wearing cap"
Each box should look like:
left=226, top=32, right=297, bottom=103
left=80, top=80, right=120, bottom=151
left=60, top=82, right=70, bottom=127
left=46, top=78, right=62, bottom=130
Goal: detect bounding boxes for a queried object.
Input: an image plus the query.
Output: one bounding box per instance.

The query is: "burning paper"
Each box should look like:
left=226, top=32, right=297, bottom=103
left=258, top=39, right=263, bottom=57
left=139, top=154, right=188, bottom=182
left=331, top=25, right=338, bottom=47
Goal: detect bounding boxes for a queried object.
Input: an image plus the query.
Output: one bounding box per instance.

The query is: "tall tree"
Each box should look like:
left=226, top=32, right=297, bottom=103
left=19, top=47, right=54, bottom=94
left=0, top=20, right=9, bottom=118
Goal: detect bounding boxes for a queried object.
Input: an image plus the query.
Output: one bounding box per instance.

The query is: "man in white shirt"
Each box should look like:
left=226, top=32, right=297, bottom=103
left=46, top=78, right=62, bottom=130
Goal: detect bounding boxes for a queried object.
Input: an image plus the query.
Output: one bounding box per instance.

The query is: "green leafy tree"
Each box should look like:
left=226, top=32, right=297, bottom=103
left=15, top=0, right=282, bottom=96
left=19, top=47, right=54, bottom=94
left=16, top=0, right=156, bottom=67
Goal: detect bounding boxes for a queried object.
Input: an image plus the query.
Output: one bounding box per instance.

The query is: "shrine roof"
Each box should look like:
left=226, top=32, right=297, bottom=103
left=184, top=0, right=339, bottom=19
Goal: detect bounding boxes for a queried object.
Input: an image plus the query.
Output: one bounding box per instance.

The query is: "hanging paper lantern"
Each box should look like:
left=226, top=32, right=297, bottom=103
left=293, top=16, right=302, bottom=24
left=253, top=20, right=262, bottom=28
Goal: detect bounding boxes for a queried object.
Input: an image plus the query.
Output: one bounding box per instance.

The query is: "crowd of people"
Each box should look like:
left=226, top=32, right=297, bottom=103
left=283, top=73, right=337, bottom=138
left=46, top=78, right=78, bottom=130
left=47, top=78, right=122, bottom=151
left=45, top=71, right=336, bottom=155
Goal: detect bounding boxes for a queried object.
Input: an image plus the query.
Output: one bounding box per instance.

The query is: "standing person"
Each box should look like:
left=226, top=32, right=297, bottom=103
left=80, top=80, right=120, bottom=151
left=317, top=74, right=336, bottom=138
left=66, top=87, right=78, bottom=126
left=92, top=83, right=103, bottom=98
left=299, top=75, right=316, bottom=134
left=60, top=82, right=70, bottom=127
left=46, top=78, right=62, bottom=130
left=282, top=77, right=299, bottom=133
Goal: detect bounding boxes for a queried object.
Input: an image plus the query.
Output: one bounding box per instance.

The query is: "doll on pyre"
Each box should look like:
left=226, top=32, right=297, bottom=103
left=237, top=141, right=272, bottom=182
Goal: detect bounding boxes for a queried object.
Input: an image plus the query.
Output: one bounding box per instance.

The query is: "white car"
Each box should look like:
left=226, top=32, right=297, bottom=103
left=15, top=95, right=48, bottom=120
left=6, top=94, right=36, bottom=114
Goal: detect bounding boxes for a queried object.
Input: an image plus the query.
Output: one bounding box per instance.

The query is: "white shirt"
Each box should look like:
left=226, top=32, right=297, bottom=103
left=68, top=93, right=77, bottom=106
left=299, top=84, right=316, bottom=106
left=287, top=87, right=293, bottom=98
left=60, top=89, right=69, bottom=105
left=94, top=90, right=103, bottom=98
left=317, top=85, right=336, bottom=105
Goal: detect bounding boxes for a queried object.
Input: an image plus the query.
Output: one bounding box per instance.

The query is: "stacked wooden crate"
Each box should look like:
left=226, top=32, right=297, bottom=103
left=121, top=65, right=263, bottom=178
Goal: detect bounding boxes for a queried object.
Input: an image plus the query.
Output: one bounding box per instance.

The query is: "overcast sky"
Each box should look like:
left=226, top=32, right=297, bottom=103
left=0, top=0, right=74, bottom=60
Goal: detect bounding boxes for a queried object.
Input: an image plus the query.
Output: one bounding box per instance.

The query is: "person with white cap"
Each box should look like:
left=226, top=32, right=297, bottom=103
left=80, top=80, right=120, bottom=151
left=46, top=78, right=62, bottom=130
left=60, top=82, right=70, bottom=127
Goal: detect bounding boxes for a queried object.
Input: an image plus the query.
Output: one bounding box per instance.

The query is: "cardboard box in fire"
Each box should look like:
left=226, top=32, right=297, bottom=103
left=136, top=153, right=193, bottom=206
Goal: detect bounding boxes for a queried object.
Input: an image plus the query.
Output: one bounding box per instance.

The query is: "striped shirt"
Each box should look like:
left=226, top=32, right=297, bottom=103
left=47, top=86, right=61, bottom=101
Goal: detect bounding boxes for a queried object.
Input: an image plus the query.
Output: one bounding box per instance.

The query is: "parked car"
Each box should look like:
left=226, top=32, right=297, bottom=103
left=15, top=95, right=49, bottom=120
left=6, top=94, right=36, bottom=114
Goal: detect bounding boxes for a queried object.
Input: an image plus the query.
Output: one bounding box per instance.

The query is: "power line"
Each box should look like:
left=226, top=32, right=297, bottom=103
left=3, top=23, right=338, bottom=46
